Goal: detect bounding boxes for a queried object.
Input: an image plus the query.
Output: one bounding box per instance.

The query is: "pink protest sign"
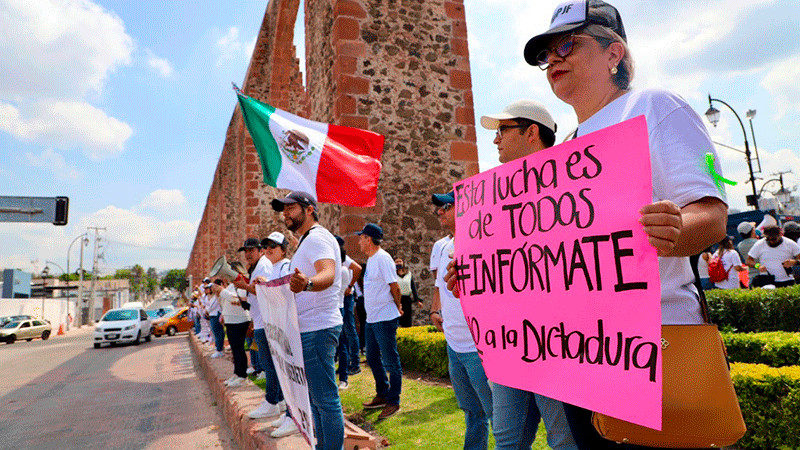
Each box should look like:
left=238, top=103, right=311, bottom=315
left=453, top=116, right=662, bottom=429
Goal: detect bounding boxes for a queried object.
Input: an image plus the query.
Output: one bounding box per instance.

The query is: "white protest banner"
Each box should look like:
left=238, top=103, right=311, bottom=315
left=256, top=275, right=314, bottom=446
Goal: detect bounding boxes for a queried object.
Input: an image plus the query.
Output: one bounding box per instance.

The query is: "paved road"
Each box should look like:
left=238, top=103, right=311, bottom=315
left=0, top=327, right=237, bottom=449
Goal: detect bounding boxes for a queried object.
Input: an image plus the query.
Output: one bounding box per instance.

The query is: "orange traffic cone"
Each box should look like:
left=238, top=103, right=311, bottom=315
left=57, top=323, right=65, bottom=335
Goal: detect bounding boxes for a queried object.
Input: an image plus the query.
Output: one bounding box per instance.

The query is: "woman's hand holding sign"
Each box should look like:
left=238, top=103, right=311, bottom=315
left=638, top=200, right=682, bottom=257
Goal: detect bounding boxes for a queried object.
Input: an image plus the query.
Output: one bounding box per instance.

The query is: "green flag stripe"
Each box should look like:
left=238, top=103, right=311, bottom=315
left=236, top=94, right=282, bottom=186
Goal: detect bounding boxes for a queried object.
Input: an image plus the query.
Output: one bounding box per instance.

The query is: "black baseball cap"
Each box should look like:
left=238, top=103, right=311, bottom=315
left=524, top=0, right=626, bottom=66
left=357, top=223, right=384, bottom=241
left=271, top=190, right=318, bottom=212
left=237, top=237, right=261, bottom=252
left=431, top=191, right=455, bottom=207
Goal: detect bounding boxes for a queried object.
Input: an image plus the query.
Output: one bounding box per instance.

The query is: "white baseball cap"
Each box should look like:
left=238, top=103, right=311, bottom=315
left=261, top=231, right=287, bottom=247
left=480, top=100, right=557, bottom=133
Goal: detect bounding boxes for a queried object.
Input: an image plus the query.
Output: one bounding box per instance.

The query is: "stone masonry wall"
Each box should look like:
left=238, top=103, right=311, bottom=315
left=187, top=0, right=477, bottom=326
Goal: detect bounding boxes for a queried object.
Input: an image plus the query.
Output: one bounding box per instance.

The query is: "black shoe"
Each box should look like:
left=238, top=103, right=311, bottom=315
left=347, top=365, right=361, bottom=375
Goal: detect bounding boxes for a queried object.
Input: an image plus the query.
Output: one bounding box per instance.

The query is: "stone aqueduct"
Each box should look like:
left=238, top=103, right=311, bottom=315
left=186, top=0, right=478, bottom=323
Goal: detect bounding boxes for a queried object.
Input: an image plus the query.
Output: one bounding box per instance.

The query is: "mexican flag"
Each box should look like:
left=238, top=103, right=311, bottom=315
left=235, top=88, right=385, bottom=208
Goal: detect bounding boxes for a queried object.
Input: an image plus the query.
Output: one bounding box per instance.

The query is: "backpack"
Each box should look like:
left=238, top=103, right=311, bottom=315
left=707, top=254, right=730, bottom=283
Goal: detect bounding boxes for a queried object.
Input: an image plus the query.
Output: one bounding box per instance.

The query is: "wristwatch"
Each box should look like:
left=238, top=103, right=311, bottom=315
left=304, top=280, right=314, bottom=291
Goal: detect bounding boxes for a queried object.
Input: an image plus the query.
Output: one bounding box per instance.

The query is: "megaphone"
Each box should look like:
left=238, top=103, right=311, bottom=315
left=756, top=214, right=777, bottom=232
left=209, top=256, right=248, bottom=283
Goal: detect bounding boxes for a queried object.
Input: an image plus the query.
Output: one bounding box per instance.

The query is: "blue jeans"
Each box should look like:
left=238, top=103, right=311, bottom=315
left=210, top=313, right=225, bottom=352
left=193, top=319, right=201, bottom=334
left=337, top=307, right=349, bottom=383
left=254, top=328, right=283, bottom=405
left=448, top=346, right=493, bottom=450
left=365, top=318, right=402, bottom=405
left=342, top=294, right=360, bottom=371
left=492, top=383, right=576, bottom=450
left=301, top=326, right=343, bottom=450
left=246, top=335, right=262, bottom=372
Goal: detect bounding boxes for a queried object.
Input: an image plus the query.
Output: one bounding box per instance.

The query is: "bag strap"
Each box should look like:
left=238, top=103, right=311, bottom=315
left=689, top=252, right=712, bottom=324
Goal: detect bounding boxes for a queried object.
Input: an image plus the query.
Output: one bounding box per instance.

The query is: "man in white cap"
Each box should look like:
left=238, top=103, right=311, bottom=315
left=448, top=100, right=576, bottom=449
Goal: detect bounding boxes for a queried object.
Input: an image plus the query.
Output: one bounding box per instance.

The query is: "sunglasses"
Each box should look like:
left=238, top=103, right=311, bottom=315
left=263, top=241, right=280, bottom=248
left=495, top=123, right=528, bottom=139
left=535, top=34, right=600, bottom=70
left=437, top=202, right=454, bottom=213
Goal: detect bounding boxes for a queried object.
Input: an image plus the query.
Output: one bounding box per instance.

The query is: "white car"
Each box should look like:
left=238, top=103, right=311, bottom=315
left=93, top=308, right=152, bottom=348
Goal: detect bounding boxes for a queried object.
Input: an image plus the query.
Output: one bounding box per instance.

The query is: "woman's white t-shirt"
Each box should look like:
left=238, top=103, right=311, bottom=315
left=576, top=88, right=726, bottom=325
left=713, top=250, right=742, bottom=290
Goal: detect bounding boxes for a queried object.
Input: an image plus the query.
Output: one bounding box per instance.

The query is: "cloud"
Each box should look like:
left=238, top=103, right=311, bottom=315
left=214, top=26, right=252, bottom=68
left=0, top=100, right=133, bottom=159
left=145, top=49, right=174, bottom=78
left=761, top=54, right=800, bottom=121
left=24, top=148, right=82, bottom=180
left=137, top=189, right=187, bottom=214
left=0, top=0, right=133, bottom=100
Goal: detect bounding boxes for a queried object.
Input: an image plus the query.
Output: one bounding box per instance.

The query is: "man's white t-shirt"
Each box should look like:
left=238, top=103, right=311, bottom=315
left=577, top=88, right=725, bottom=325
left=364, top=247, right=400, bottom=323
left=271, top=258, right=292, bottom=280
left=205, top=293, right=221, bottom=316
left=430, top=236, right=450, bottom=274
left=748, top=237, right=800, bottom=283
left=248, top=255, right=273, bottom=330
left=434, top=237, right=476, bottom=353
left=339, top=264, right=353, bottom=308
left=713, top=250, right=742, bottom=290
left=290, top=226, right=343, bottom=333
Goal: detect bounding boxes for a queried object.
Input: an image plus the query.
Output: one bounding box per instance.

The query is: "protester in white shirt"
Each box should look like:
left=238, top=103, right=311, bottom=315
left=357, top=223, right=403, bottom=420
left=747, top=225, right=800, bottom=288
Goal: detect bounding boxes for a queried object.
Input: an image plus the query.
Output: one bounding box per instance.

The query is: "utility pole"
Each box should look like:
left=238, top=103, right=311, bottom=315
left=87, top=226, right=106, bottom=323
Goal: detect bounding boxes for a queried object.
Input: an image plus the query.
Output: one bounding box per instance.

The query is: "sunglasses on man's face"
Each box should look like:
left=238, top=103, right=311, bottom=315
left=264, top=241, right=280, bottom=248
left=437, top=202, right=454, bottom=214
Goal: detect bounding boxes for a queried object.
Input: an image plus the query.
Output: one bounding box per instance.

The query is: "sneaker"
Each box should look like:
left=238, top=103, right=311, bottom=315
left=362, top=396, right=387, bottom=409
left=271, top=417, right=299, bottom=438
left=222, top=375, right=238, bottom=385
left=256, top=371, right=266, bottom=381
left=377, top=403, right=400, bottom=420
left=347, top=365, right=361, bottom=375
left=338, top=381, right=349, bottom=390
left=271, top=414, right=286, bottom=428
left=210, top=351, right=224, bottom=359
left=226, top=376, right=247, bottom=387
left=246, top=367, right=256, bottom=375
left=248, top=400, right=281, bottom=419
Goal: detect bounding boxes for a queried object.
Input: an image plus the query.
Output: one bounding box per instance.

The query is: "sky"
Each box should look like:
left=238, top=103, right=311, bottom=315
left=1, top=0, right=799, bottom=278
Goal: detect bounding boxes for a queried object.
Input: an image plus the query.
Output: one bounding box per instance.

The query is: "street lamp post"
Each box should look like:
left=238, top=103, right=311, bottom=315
left=704, top=94, right=759, bottom=209
left=67, top=234, right=89, bottom=327
left=45, top=261, right=65, bottom=328
left=40, top=266, right=49, bottom=319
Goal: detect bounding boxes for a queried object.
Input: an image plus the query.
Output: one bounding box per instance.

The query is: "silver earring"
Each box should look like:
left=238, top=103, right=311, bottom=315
left=610, top=66, right=618, bottom=75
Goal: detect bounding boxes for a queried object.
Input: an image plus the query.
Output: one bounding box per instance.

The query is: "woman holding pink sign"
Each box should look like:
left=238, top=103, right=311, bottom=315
left=523, top=0, right=728, bottom=448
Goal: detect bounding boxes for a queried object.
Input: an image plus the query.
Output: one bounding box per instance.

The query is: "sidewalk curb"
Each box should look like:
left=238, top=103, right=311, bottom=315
left=188, top=333, right=306, bottom=449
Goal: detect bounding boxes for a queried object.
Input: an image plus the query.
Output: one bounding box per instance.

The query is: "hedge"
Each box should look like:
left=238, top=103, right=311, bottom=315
left=731, top=363, right=800, bottom=449
left=397, top=326, right=448, bottom=378
left=722, top=331, right=800, bottom=367
left=707, top=284, right=800, bottom=332
left=396, top=327, right=800, bottom=449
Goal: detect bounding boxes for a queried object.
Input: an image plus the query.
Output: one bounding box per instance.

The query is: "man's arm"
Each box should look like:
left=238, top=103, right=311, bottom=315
left=345, top=260, right=363, bottom=296
left=430, top=288, right=443, bottom=332
left=289, top=259, right=337, bottom=293
left=389, top=282, right=402, bottom=315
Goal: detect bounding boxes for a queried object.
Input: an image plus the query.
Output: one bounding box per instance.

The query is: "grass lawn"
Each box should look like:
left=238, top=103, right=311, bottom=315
left=251, top=364, right=550, bottom=449
left=338, top=367, right=550, bottom=449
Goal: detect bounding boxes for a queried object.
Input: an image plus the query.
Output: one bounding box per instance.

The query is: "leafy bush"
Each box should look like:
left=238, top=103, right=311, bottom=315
left=722, top=331, right=800, bottom=367
left=730, top=363, right=800, bottom=449
left=397, top=326, right=449, bottom=378
left=707, top=285, right=800, bottom=332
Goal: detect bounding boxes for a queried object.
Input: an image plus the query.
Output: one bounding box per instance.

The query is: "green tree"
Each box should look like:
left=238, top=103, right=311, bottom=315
left=161, top=269, right=187, bottom=291
left=144, top=267, right=158, bottom=297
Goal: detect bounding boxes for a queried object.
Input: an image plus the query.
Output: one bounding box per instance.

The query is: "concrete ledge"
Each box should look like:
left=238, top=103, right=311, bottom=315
left=188, top=333, right=306, bottom=449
